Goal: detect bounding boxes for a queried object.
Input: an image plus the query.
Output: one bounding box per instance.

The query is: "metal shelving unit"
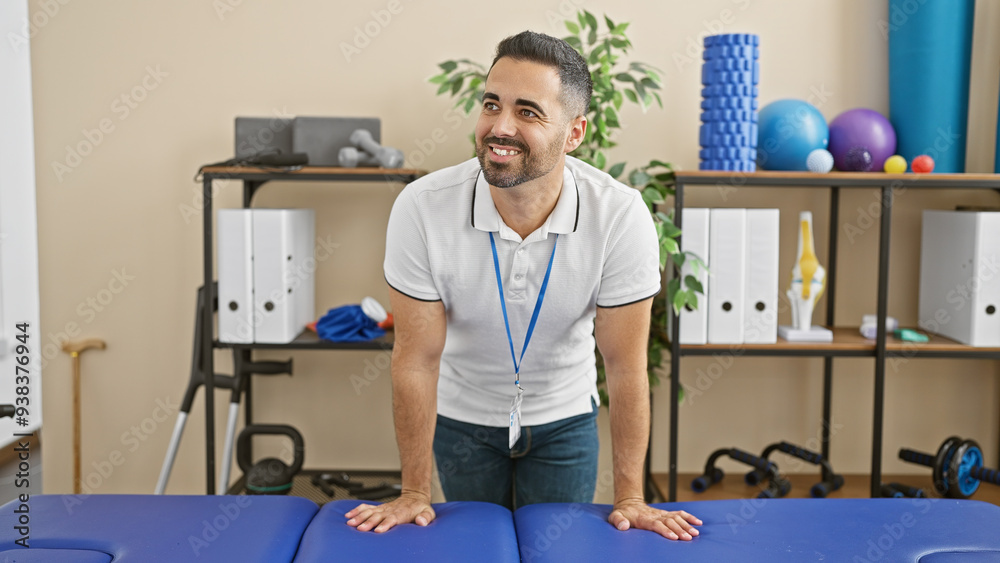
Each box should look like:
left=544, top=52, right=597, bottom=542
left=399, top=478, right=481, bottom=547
left=664, top=170, right=1000, bottom=502
left=197, top=165, right=424, bottom=495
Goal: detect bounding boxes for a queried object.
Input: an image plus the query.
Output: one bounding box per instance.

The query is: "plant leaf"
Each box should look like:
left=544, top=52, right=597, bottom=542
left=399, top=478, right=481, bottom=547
left=629, top=169, right=651, bottom=186
left=608, top=162, right=626, bottom=179
left=686, top=291, right=699, bottom=310
left=564, top=35, right=583, bottom=50
left=439, top=61, right=457, bottom=73
left=672, top=286, right=687, bottom=314
left=661, top=221, right=681, bottom=238
left=684, top=275, right=704, bottom=294
left=566, top=21, right=580, bottom=34
left=643, top=186, right=663, bottom=204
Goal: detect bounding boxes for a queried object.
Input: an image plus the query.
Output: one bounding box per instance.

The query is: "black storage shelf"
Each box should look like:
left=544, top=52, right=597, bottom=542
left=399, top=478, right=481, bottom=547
left=197, top=165, right=425, bottom=495
left=665, top=170, right=1000, bottom=502
left=216, top=331, right=393, bottom=351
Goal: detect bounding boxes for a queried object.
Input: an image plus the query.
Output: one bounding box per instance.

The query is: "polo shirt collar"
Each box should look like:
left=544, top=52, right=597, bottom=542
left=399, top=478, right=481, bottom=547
left=471, top=165, right=580, bottom=240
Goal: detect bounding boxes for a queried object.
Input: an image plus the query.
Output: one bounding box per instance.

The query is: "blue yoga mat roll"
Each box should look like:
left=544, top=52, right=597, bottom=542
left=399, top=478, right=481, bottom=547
left=888, top=0, right=975, bottom=173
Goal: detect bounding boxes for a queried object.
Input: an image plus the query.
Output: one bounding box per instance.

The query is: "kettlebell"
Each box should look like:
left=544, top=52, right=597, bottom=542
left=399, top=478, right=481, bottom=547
left=236, top=424, right=304, bottom=495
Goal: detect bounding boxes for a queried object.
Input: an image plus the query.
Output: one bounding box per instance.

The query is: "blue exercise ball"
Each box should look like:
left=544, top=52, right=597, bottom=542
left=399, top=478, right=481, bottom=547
left=756, top=99, right=829, bottom=171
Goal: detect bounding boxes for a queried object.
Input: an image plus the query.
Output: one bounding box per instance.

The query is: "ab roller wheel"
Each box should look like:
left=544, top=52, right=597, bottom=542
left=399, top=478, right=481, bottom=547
left=899, top=436, right=1000, bottom=499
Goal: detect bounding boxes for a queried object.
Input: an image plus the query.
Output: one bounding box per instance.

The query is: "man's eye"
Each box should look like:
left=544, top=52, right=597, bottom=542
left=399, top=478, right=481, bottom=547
left=521, top=109, right=537, bottom=118
left=484, top=102, right=499, bottom=111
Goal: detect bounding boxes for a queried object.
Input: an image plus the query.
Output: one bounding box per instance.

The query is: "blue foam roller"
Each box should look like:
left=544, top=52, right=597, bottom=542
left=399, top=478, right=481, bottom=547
left=702, top=84, right=758, bottom=98
left=700, top=159, right=757, bottom=171
left=700, top=33, right=759, bottom=171
left=701, top=109, right=759, bottom=123
left=889, top=0, right=974, bottom=173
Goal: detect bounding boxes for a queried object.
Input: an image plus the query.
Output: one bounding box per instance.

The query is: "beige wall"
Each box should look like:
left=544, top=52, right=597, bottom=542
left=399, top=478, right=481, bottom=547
left=27, top=0, right=1000, bottom=499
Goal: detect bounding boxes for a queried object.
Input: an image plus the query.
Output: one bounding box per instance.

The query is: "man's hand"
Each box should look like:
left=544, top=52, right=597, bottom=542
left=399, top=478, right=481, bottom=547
left=608, top=499, right=702, bottom=541
left=344, top=491, right=436, bottom=533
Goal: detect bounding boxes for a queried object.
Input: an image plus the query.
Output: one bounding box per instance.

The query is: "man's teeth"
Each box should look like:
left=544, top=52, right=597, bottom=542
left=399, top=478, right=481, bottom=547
left=492, top=147, right=520, bottom=156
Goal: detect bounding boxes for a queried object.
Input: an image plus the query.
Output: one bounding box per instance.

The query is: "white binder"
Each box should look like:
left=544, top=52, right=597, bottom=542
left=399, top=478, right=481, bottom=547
left=218, top=210, right=255, bottom=343
left=919, top=211, right=1000, bottom=346
left=743, top=209, right=780, bottom=344
left=678, top=208, right=710, bottom=344
left=218, top=209, right=315, bottom=344
left=708, top=208, right=746, bottom=344
left=252, top=209, right=316, bottom=344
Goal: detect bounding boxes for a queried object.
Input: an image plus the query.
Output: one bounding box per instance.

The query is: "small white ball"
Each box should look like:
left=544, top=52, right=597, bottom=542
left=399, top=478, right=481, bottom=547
left=806, top=149, right=834, bottom=173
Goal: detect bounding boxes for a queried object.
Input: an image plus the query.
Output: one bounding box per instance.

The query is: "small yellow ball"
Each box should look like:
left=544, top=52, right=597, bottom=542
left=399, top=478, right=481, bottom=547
left=884, top=155, right=907, bottom=174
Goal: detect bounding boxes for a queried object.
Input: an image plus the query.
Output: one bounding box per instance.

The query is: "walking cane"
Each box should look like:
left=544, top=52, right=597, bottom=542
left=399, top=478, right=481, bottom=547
left=61, top=338, right=106, bottom=494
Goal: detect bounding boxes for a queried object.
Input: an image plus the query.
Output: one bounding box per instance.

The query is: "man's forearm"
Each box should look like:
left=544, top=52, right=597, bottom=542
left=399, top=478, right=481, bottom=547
left=608, top=366, right=650, bottom=504
left=391, top=352, right=438, bottom=498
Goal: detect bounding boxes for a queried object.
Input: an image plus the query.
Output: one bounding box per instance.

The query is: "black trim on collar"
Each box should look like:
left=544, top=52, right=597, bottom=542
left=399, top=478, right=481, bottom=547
left=472, top=167, right=579, bottom=233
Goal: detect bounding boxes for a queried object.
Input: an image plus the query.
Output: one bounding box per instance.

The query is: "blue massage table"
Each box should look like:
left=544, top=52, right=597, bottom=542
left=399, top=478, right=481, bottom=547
left=1, top=495, right=998, bottom=561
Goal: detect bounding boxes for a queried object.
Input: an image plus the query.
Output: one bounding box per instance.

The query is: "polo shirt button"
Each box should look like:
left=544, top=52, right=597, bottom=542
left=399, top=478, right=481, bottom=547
left=517, top=248, right=525, bottom=255
left=515, top=274, right=523, bottom=281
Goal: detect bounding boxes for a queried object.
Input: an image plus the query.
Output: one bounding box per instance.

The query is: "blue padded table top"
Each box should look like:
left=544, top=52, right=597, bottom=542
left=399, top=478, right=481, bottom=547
left=293, top=499, right=520, bottom=563
left=513, top=498, right=1000, bottom=562
left=0, top=494, right=318, bottom=563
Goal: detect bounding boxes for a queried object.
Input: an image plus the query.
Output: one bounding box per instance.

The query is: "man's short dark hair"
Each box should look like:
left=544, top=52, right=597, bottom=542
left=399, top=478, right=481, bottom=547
left=490, top=31, right=593, bottom=119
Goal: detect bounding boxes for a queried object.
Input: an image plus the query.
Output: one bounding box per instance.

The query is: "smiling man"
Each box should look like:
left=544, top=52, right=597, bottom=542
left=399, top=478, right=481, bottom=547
left=345, top=31, right=701, bottom=541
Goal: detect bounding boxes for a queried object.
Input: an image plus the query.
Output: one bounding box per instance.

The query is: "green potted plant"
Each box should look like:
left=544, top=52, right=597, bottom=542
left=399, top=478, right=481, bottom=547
left=429, top=11, right=705, bottom=402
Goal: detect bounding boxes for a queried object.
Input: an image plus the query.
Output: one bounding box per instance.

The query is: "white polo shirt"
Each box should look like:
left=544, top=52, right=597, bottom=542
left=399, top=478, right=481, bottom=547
left=384, top=156, right=660, bottom=427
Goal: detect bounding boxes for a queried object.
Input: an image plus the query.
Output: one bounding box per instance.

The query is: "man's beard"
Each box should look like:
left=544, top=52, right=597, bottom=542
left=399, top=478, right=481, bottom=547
left=476, top=135, right=564, bottom=188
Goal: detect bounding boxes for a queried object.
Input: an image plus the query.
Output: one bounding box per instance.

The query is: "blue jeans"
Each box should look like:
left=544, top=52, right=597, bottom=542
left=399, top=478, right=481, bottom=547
left=432, top=401, right=599, bottom=510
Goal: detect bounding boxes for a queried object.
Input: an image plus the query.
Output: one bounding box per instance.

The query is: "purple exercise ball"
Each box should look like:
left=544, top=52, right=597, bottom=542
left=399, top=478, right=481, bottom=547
left=828, top=108, right=897, bottom=171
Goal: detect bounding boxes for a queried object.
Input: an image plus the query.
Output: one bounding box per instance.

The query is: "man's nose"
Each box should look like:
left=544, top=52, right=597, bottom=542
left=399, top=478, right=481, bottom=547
left=492, top=109, right=517, bottom=138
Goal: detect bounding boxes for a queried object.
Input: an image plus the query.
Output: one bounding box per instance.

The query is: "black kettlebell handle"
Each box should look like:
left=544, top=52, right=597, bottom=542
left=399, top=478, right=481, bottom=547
left=237, top=424, right=305, bottom=475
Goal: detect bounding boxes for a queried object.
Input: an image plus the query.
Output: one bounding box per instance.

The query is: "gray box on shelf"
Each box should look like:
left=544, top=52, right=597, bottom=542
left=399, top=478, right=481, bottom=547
left=235, top=117, right=294, bottom=159
left=292, top=116, right=380, bottom=166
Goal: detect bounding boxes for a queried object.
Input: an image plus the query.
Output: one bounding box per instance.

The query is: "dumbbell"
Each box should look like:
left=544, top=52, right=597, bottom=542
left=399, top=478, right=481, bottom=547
left=349, top=129, right=404, bottom=168
left=692, top=447, right=790, bottom=499
left=337, top=146, right=380, bottom=168
left=899, top=436, right=1000, bottom=499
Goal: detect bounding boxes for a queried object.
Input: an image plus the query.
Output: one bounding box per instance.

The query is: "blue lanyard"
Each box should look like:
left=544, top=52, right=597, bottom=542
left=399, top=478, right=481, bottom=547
left=489, top=232, right=558, bottom=385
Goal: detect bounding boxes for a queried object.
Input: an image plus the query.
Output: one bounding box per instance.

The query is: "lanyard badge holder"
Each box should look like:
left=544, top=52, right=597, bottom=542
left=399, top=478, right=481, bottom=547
left=490, top=232, right=558, bottom=449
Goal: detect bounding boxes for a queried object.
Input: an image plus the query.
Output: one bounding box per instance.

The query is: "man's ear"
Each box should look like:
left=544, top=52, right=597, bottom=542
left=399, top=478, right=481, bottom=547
left=564, top=115, right=587, bottom=153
